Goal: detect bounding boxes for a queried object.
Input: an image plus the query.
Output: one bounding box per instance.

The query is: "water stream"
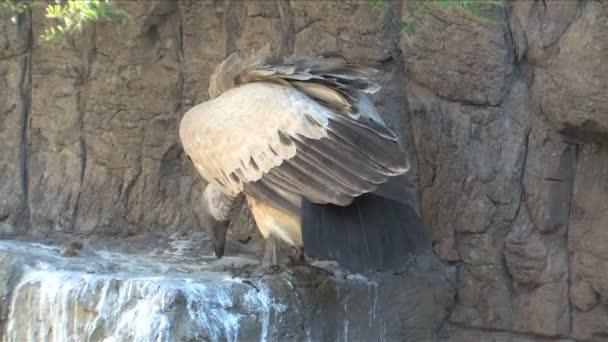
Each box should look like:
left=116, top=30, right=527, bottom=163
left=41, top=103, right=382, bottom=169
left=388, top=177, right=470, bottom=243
left=0, top=239, right=388, bottom=342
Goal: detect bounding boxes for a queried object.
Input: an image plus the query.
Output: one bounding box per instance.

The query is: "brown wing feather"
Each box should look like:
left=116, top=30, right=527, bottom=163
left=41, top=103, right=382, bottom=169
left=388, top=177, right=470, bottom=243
left=182, top=53, right=410, bottom=217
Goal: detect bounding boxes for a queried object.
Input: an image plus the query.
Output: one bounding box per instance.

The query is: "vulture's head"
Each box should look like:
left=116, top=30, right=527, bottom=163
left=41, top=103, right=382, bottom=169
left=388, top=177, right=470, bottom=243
left=199, top=183, right=241, bottom=258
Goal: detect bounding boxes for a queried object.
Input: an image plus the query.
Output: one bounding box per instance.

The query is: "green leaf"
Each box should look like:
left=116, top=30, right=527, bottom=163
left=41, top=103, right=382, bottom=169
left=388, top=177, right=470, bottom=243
left=374, top=0, right=506, bottom=37
left=19, top=0, right=129, bottom=43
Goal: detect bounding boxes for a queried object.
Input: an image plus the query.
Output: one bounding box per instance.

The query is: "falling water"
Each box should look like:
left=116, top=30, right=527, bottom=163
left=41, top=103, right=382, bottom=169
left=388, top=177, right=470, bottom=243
left=0, top=240, right=291, bottom=342
left=5, top=268, right=291, bottom=342
left=0, top=240, right=401, bottom=341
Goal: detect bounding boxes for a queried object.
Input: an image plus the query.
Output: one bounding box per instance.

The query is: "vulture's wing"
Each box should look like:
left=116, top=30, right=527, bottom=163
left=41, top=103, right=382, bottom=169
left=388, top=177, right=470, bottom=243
left=180, top=54, right=409, bottom=215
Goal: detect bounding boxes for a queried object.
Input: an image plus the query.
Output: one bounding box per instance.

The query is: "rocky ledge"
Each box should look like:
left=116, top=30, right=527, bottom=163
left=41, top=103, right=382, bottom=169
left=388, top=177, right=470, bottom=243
left=0, top=236, right=454, bottom=341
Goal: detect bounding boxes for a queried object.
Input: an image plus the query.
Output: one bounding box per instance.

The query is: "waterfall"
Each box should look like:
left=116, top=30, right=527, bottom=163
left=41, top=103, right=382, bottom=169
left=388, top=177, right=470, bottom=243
left=4, top=266, right=287, bottom=342
left=0, top=240, right=290, bottom=342
left=0, top=240, right=448, bottom=341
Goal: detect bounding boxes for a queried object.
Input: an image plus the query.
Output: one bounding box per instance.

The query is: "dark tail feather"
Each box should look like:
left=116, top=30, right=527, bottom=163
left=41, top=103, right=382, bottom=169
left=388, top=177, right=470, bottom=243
left=302, top=193, right=431, bottom=273
left=372, top=173, right=417, bottom=205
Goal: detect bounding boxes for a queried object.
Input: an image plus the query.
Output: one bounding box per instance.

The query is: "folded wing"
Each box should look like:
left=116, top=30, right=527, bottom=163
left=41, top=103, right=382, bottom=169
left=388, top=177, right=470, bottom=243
left=179, top=54, right=410, bottom=215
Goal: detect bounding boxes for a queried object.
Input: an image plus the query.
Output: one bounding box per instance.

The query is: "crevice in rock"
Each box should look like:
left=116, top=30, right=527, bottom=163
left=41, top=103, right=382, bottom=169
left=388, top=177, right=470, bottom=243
left=505, top=2, right=520, bottom=64
left=18, top=9, right=33, bottom=233
left=295, top=18, right=322, bottom=34
left=143, top=24, right=159, bottom=45
left=277, top=0, right=294, bottom=56
left=173, top=2, right=185, bottom=115
left=498, top=13, right=516, bottom=106
left=565, top=142, right=579, bottom=338
left=225, top=1, right=243, bottom=55
left=517, top=132, right=530, bottom=200
left=436, top=267, right=460, bottom=338
left=504, top=131, right=530, bottom=327
left=72, top=26, right=96, bottom=231
left=560, top=123, right=608, bottom=145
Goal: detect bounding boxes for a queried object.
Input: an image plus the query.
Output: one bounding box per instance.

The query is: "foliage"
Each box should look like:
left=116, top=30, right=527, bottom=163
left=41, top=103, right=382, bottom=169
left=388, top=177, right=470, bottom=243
left=0, top=0, right=128, bottom=42
left=0, top=0, right=30, bottom=23
left=369, top=0, right=507, bottom=36
left=42, top=0, right=128, bottom=42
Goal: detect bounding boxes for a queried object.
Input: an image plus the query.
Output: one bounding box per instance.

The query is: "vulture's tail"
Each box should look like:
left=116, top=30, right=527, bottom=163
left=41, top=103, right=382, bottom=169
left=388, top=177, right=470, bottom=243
left=301, top=192, right=431, bottom=273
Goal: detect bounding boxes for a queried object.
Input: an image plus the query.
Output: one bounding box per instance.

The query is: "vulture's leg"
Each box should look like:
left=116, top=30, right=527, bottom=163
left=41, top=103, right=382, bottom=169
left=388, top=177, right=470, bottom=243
left=287, top=246, right=307, bottom=267
left=262, top=235, right=279, bottom=268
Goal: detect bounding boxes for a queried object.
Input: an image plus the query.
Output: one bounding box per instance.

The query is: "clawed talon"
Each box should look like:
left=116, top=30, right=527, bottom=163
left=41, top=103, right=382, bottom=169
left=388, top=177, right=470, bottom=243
left=260, top=236, right=313, bottom=272
left=286, top=246, right=307, bottom=267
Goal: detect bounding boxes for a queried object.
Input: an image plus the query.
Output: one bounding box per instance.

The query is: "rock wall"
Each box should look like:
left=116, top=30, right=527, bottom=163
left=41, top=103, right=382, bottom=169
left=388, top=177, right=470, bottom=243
left=1, top=1, right=607, bottom=341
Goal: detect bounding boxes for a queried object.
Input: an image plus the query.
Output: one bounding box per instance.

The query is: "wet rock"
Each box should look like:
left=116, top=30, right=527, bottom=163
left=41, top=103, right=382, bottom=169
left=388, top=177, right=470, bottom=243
left=0, top=240, right=454, bottom=341
left=0, top=253, right=21, bottom=333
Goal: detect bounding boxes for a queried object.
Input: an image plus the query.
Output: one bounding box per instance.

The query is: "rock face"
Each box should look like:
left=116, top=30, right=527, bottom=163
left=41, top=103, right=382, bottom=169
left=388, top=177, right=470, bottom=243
left=1, top=0, right=608, bottom=341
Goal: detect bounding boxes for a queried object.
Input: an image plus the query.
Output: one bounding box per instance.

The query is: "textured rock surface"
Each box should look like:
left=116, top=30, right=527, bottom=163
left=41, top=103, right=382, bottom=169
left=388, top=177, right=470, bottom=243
left=1, top=0, right=608, bottom=340
left=401, top=2, right=513, bottom=106
left=529, top=1, right=608, bottom=140
left=0, top=240, right=454, bottom=341
left=0, top=9, right=30, bottom=236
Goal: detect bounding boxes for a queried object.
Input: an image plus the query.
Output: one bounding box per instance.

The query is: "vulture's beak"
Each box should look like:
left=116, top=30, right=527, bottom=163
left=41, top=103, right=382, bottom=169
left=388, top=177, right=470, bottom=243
left=211, top=220, right=229, bottom=259
left=214, top=242, right=224, bottom=258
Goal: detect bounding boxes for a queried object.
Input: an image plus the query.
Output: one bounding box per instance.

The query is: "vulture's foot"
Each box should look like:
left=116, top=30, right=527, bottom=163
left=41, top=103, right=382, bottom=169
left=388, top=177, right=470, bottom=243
left=286, top=246, right=307, bottom=267
left=262, top=236, right=280, bottom=272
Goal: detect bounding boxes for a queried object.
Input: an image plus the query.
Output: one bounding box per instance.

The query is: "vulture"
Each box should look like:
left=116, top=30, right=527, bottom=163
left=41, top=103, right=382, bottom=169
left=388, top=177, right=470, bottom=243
left=180, top=54, right=430, bottom=272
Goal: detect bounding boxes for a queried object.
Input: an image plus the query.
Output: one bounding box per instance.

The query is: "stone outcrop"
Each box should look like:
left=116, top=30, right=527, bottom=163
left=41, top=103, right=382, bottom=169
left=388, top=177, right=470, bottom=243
left=0, top=240, right=454, bottom=341
left=1, top=0, right=608, bottom=340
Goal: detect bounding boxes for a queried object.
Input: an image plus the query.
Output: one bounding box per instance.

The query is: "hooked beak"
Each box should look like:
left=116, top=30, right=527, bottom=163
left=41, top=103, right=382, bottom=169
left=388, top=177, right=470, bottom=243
left=211, top=221, right=229, bottom=259
left=214, top=242, right=224, bottom=258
